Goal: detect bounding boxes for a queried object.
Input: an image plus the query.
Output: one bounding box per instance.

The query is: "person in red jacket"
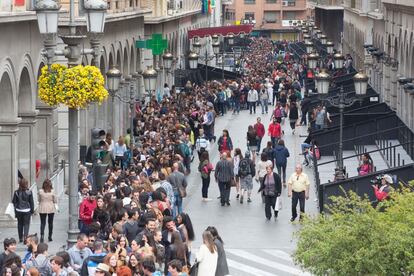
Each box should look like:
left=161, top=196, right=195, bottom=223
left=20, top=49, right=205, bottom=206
left=254, top=117, right=265, bottom=153
left=79, top=190, right=97, bottom=235
left=268, top=117, right=282, bottom=148
left=372, top=174, right=392, bottom=202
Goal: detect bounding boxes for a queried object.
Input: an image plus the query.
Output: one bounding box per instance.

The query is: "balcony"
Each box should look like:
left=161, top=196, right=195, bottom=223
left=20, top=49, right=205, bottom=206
left=308, top=0, right=344, bottom=10
left=280, top=0, right=307, bottom=10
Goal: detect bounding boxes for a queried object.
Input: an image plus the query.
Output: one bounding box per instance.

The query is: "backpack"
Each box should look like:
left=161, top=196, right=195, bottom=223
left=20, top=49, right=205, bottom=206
left=32, top=258, right=52, bottom=276
left=239, top=159, right=251, bottom=177
left=179, top=143, right=190, bottom=158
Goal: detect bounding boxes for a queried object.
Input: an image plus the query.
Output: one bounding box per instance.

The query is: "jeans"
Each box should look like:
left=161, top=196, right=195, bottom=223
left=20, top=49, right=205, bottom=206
left=260, top=99, right=268, bottom=114
left=300, top=110, right=307, bottom=125
left=276, top=164, right=287, bottom=183
left=257, top=137, right=263, bottom=153
left=248, top=102, right=256, bottom=114
left=315, top=124, right=323, bottom=130
left=292, top=191, right=306, bottom=219
left=234, top=99, right=240, bottom=114
left=264, top=195, right=277, bottom=219
left=218, top=181, right=231, bottom=205
left=39, top=213, right=54, bottom=238
left=218, top=102, right=225, bottom=116
left=173, top=191, right=183, bottom=218
left=271, top=137, right=279, bottom=148
left=16, top=211, right=31, bottom=240
left=301, top=143, right=311, bottom=153
left=201, top=175, right=210, bottom=198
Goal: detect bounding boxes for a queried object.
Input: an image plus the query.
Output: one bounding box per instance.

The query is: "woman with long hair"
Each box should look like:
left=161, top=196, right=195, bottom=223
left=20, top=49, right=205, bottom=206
left=246, top=125, right=258, bottom=162
left=217, top=129, right=233, bottom=155
left=176, top=213, right=195, bottom=253
left=358, top=153, right=374, bottom=176
left=196, top=231, right=218, bottom=276
left=12, top=178, right=34, bottom=243
left=233, top=148, right=243, bottom=200
left=128, top=252, right=142, bottom=276
left=164, top=232, right=187, bottom=275
left=93, top=196, right=111, bottom=240
left=103, top=253, right=119, bottom=275
left=38, top=179, right=57, bottom=243
left=198, top=151, right=213, bottom=201
left=206, top=226, right=229, bottom=276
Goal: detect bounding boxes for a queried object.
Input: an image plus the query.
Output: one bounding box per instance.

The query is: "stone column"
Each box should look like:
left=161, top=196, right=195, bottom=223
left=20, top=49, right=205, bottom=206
left=390, top=65, right=398, bottom=111
left=18, top=112, right=38, bottom=186
left=0, top=120, right=20, bottom=224
left=35, top=107, right=55, bottom=183
left=382, top=64, right=391, bottom=105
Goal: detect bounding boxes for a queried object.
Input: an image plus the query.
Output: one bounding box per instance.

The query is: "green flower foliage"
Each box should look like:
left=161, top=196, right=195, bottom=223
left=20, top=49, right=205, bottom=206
left=293, top=182, right=414, bottom=276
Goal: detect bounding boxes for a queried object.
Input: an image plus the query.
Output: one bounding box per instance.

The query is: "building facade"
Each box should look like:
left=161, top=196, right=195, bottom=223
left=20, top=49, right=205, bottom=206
left=0, top=0, right=208, bottom=218
left=224, top=0, right=309, bottom=40
left=310, top=0, right=414, bottom=132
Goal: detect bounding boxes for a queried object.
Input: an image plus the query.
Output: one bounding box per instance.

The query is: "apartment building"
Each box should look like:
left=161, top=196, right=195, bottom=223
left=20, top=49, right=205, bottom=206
left=224, top=0, right=309, bottom=40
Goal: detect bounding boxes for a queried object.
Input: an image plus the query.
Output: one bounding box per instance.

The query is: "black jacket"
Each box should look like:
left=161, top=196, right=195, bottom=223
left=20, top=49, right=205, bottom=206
left=258, top=173, right=282, bottom=196
left=12, top=190, right=34, bottom=213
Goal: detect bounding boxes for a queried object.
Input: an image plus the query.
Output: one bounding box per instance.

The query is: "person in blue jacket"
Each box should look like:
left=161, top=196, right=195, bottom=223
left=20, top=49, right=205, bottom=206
left=274, top=139, right=290, bottom=187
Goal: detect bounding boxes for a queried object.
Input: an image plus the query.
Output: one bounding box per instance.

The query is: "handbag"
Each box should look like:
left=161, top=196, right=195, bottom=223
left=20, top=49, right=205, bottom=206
left=189, top=261, right=199, bottom=276
left=5, top=203, right=15, bottom=218
left=179, top=186, right=187, bottom=198
left=275, top=196, right=283, bottom=211
left=230, top=178, right=236, bottom=187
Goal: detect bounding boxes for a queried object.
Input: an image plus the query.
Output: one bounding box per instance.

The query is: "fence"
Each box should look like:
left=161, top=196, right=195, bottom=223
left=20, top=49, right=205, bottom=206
left=30, top=160, right=66, bottom=211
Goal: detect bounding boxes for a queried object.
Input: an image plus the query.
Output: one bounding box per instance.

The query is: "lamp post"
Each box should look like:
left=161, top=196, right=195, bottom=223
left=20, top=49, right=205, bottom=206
left=307, top=52, right=320, bottom=70
left=162, top=51, right=174, bottom=85
left=333, top=52, right=345, bottom=71
left=188, top=52, right=199, bottom=70
left=325, top=41, right=334, bottom=55
left=305, top=41, right=314, bottom=54
left=142, top=66, right=158, bottom=96
left=316, top=71, right=369, bottom=179
left=106, top=67, right=122, bottom=135
left=320, top=34, right=327, bottom=45
left=35, top=0, right=106, bottom=247
left=193, top=38, right=215, bottom=81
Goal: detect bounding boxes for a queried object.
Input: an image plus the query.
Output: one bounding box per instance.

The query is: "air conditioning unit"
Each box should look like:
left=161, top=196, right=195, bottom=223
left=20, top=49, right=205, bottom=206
left=282, top=1, right=288, bottom=6
left=167, top=9, right=173, bottom=15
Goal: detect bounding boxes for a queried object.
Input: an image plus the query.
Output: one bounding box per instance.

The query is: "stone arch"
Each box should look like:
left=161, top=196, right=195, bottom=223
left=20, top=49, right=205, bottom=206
left=136, top=46, right=141, bottom=73
left=100, top=47, right=108, bottom=74
left=116, top=50, right=122, bottom=70
left=81, top=55, right=89, bottom=66
left=404, top=44, right=410, bottom=76
left=0, top=58, right=17, bottom=121
left=130, top=44, right=135, bottom=74
left=123, top=46, right=129, bottom=76
left=393, top=37, right=398, bottom=60
left=17, top=55, right=36, bottom=114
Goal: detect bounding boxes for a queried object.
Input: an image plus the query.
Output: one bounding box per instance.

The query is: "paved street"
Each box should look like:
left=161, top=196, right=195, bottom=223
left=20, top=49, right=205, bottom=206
left=0, top=105, right=317, bottom=275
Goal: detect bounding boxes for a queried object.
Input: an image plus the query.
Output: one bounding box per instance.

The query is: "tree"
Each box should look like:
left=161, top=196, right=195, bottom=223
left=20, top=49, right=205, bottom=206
left=293, top=183, right=414, bottom=276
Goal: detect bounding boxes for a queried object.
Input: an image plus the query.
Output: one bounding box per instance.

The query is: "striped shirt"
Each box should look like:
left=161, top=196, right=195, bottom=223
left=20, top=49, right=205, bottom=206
left=195, top=136, right=210, bottom=152
left=215, top=159, right=234, bottom=182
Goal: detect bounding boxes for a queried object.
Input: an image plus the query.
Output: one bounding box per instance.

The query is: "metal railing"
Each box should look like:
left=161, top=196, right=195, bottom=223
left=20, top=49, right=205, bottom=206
left=30, top=160, right=66, bottom=211
left=308, top=0, right=343, bottom=6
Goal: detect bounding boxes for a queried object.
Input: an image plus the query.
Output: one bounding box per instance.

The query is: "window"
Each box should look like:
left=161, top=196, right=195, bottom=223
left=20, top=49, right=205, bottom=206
left=282, top=0, right=296, bottom=6
left=263, top=11, right=278, bottom=23
left=244, top=0, right=256, bottom=4
left=283, top=11, right=296, bottom=20
left=266, top=0, right=277, bottom=3
left=244, top=12, right=255, bottom=20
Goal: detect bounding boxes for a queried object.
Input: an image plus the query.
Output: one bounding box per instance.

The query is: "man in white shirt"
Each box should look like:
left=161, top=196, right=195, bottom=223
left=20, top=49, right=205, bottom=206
left=195, top=129, right=210, bottom=159
left=247, top=87, right=258, bottom=114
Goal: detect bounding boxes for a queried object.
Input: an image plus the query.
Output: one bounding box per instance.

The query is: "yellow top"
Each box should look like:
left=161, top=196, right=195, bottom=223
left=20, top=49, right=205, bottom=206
left=288, top=172, right=310, bottom=192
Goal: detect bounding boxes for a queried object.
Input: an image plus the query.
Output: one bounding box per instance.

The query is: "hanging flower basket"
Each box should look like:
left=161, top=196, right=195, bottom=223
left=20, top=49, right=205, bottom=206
left=38, top=64, right=109, bottom=109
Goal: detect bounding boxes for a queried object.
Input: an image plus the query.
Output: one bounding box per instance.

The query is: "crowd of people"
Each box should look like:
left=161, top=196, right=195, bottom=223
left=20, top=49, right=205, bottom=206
left=3, top=36, right=352, bottom=276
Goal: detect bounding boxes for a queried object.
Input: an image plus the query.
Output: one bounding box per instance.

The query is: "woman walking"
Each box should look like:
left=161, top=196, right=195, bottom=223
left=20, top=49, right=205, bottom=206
left=12, top=178, right=34, bottom=243
left=289, top=102, right=299, bottom=134
left=38, top=179, right=57, bottom=242
left=246, top=125, right=258, bottom=162
left=196, top=231, right=218, bottom=276
left=233, top=149, right=242, bottom=200
left=274, top=139, right=290, bottom=187
left=217, top=129, right=233, bottom=155
left=198, top=151, right=213, bottom=201
left=258, top=165, right=282, bottom=220
left=206, top=226, right=229, bottom=276
left=113, top=136, right=127, bottom=169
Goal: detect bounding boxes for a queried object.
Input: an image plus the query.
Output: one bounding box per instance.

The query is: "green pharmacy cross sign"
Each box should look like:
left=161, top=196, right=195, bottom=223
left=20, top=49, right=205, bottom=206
left=136, top=33, right=168, bottom=56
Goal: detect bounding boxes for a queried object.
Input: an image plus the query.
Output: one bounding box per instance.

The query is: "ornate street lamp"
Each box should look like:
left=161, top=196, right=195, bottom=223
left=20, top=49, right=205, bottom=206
left=212, top=41, right=220, bottom=55
left=106, top=67, right=122, bottom=94
left=315, top=70, right=330, bottom=95
left=162, top=51, right=174, bottom=70
left=227, top=34, right=235, bottom=46
left=305, top=41, right=314, bottom=54
left=188, top=52, right=199, bottom=69
left=212, top=34, right=219, bottom=43
left=142, top=66, right=158, bottom=92
left=84, top=0, right=107, bottom=33
left=325, top=41, right=334, bottom=54
left=316, top=30, right=323, bottom=39
left=303, top=34, right=311, bottom=44
left=353, top=71, right=369, bottom=96
left=35, top=0, right=60, bottom=34
left=334, top=52, right=345, bottom=69
left=307, top=52, right=319, bottom=70
left=192, top=40, right=201, bottom=55
left=320, top=34, right=327, bottom=45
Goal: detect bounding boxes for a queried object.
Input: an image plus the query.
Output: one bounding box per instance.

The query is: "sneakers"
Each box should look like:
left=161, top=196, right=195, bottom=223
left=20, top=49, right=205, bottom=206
left=247, top=198, right=252, bottom=203
left=274, top=210, right=278, bottom=219
left=236, top=194, right=240, bottom=199
left=290, top=217, right=296, bottom=222
left=240, top=195, right=244, bottom=204
left=226, top=201, right=231, bottom=206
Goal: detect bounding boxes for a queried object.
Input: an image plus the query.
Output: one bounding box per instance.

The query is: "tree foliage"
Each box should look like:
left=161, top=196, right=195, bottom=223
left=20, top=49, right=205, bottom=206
left=293, top=182, right=414, bottom=276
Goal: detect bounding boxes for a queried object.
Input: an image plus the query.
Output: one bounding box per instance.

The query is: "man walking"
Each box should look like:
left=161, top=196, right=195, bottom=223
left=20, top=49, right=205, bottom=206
left=268, top=117, right=282, bottom=148
left=247, top=86, right=258, bottom=114
left=167, top=163, right=188, bottom=218
left=254, top=117, right=265, bottom=153
left=195, top=128, right=210, bottom=159
left=238, top=151, right=255, bottom=204
left=215, top=152, right=234, bottom=206
left=288, top=164, right=310, bottom=222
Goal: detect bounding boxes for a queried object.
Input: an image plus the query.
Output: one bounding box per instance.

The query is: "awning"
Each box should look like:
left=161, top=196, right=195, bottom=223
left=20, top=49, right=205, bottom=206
left=188, top=25, right=254, bottom=39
